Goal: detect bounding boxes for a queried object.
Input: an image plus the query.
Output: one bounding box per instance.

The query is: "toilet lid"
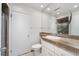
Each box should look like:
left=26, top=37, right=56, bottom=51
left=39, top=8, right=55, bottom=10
left=32, top=44, right=41, bottom=49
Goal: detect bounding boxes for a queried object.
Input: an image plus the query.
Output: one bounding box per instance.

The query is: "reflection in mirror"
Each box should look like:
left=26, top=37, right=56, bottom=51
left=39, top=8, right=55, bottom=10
left=57, top=16, right=69, bottom=34
left=41, top=3, right=79, bottom=35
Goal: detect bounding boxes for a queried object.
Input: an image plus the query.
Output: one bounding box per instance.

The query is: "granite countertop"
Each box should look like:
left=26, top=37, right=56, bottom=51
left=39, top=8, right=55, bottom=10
left=40, top=32, right=79, bottom=49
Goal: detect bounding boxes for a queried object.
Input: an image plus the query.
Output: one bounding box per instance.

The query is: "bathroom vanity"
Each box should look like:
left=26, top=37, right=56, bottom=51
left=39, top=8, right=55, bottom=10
left=40, top=32, right=79, bottom=56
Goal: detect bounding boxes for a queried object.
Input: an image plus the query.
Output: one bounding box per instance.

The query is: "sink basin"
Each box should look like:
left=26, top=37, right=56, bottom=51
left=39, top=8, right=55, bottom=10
left=44, top=35, right=62, bottom=39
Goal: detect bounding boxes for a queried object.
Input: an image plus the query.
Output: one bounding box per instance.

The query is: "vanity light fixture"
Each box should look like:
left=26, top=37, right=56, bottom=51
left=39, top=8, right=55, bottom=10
left=73, top=5, right=78, bottom=8
left=40, top=5, right=44, bottom=8
left=47, top=8, right=51, bottom=11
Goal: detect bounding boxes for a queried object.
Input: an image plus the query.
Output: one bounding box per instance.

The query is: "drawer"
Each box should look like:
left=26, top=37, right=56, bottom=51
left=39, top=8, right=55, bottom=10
left=54, top=46, right=75, bottom=56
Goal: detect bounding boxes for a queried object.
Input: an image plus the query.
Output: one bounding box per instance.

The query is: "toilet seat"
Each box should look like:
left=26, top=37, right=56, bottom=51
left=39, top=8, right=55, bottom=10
left=32, top=44, right=41, bottom=50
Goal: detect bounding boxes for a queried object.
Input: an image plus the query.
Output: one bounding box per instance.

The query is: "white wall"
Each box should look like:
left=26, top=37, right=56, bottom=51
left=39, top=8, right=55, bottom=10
left=41, top=13, right=57, bottom=33
left=41, top=13, right=49, bottom=32
left=48, top=15, right=57, bottom=33
left=70, top=11, right=79, bottom=35
left=9, top=4, right=57, bottom=55
left=29, top=11, right=42, bottom=45
left=42, top=14, right=57, bottom=33
left=9, top=5, right=43, bottom=55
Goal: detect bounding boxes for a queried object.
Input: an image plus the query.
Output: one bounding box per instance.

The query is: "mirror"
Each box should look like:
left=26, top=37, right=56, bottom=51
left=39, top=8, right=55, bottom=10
left=41, top=3, right=79, bottom=36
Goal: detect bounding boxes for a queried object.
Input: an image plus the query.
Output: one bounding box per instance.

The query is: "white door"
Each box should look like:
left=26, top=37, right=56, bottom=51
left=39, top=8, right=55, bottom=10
left=0, top=41, right=1, bottom=56
left=0, top=3, right=1, bottom=56
left=11, top=11, right=31, bottom=56
left=0, top=33, right=1, bottom=56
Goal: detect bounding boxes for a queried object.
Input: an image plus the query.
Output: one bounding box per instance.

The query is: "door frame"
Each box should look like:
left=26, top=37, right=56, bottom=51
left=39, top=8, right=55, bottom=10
left=1, top=3, right=9, bottom=56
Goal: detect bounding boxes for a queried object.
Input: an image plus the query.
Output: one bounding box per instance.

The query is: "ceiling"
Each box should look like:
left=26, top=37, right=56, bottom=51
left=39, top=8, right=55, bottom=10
left=9, top=3, right=79, bottom=18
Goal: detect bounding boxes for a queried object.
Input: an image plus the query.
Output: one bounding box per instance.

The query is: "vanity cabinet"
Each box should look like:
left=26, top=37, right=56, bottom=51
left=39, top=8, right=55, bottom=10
left=41, top=39, right=76, bottom=56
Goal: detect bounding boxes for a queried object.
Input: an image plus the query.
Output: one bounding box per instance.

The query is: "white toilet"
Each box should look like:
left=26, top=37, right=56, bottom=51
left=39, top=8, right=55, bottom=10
left=32, top=44, right=42, bottom=56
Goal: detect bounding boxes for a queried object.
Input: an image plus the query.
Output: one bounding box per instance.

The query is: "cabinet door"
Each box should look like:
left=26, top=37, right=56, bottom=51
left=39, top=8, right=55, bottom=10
left=41, top=40, right=55, bottom=56
left=11, top=11, right=31, bottom=56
